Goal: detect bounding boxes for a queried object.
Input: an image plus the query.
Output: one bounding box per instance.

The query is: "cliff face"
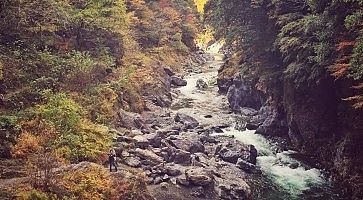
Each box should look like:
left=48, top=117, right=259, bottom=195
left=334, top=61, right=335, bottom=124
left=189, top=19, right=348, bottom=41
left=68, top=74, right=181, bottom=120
left=218, top=58, right=363, bottom=199
left=207, top=0, right=363, bottom=198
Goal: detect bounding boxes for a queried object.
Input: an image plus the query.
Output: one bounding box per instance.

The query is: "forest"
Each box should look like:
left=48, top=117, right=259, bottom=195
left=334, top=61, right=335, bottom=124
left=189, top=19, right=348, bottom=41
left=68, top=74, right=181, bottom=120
left=205, top=0, right=363, bottom=199
left=0, top=0, right=201, bottom=199
left=0, top=0, right=362, bottom=199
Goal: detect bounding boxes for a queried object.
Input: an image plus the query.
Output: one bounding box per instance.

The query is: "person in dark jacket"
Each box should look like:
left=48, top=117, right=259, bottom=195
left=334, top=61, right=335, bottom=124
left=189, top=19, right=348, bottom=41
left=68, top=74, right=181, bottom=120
left=108, top=149, right=117, bottom=172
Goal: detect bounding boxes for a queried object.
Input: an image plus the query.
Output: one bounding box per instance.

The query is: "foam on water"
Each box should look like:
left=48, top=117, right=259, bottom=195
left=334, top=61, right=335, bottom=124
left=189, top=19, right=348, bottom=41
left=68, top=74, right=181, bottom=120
left=217, top=128, right=326, bottom=198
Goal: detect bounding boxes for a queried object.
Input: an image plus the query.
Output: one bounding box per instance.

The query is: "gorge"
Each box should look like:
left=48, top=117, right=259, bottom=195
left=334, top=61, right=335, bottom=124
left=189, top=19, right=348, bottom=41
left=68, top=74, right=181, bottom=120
left=0, top=0, right=362, bottom=199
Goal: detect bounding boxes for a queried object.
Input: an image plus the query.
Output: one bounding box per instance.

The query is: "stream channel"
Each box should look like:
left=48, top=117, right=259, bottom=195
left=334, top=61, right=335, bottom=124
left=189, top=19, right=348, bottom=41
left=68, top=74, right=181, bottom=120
left=171, top=43, right=342, bottom=200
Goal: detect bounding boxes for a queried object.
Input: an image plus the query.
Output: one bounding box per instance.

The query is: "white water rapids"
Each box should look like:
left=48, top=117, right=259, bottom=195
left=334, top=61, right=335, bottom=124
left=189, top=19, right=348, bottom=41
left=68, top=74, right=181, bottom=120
left=172, top=43, right=339, bottom=199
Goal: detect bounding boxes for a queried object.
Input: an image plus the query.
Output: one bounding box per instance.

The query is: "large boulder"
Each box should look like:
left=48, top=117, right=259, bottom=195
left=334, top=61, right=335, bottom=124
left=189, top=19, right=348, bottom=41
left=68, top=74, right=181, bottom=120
left=214, top=178, right=251, bottom=200
left=144, top=132, right=165, bottom=148
left=168, top=133, right=205, bottom=154
left=133, top=148, right=163, bottom=165
left=174, top=149, right=192, bottom=165
left=216, top=140, right=257, bottom=165
left=185, top=168, right=213, bottom=186
left=171, top=76, right=187, bottom=86
left=174, top=113, right=199, bottom=129
left=124, top=156, right=142, bottom=167
left=196, top=79, right=208, bottom=90
left=133, top=135, right=150, bottom=149
left=218, top=148, right=242, bottom=164
left=176, top=174, right=190, bottom=186
left=236, top=158, right=255, bottom=173
left=163, top=164, right=183, bottom=176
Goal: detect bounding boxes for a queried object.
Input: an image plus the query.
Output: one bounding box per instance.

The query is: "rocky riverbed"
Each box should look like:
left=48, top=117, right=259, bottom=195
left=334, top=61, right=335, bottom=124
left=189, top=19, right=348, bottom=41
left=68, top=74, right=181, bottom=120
left=112, top=46, right=260, bottom=200
left=111, top=44, right=343, bottom=200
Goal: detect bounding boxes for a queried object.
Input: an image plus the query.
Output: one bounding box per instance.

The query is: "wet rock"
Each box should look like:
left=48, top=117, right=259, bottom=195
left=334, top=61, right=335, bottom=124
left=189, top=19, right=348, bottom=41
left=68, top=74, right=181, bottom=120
left=152, top=95, right=172, bottom=107
left=133, top=135, right=149, bottom=149
left=236, top=158, right=255, bottom=173
left=289, top=163, right=299, bottom=169
left=196, top=79, right=208, bottom=90
left=213, top=127, right=224, bottom=133
left=226, top=75, right=263, bottom=111
left=125, top=157, right=141, bottom=167
left=171, top=76, right=187, bottom=86
left=174, top=112, right=199, bottom=129
left=246, top=122, right=259, bottom=130
left=185, top=168, right=213, bottom=186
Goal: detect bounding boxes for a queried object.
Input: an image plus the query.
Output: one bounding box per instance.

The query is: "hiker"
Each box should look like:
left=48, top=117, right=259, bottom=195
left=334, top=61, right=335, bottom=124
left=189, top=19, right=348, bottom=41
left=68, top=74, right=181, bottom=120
left=190, top=154, right=197, bottom=166
left=109, top=149, right=117, bottom=172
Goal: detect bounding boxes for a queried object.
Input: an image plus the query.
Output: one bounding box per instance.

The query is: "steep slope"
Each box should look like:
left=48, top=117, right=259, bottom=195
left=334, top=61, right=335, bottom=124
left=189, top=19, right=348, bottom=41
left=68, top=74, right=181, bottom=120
left=0, top=0, right=203, bottom=198
left=205, top=0, right=363, bottom=199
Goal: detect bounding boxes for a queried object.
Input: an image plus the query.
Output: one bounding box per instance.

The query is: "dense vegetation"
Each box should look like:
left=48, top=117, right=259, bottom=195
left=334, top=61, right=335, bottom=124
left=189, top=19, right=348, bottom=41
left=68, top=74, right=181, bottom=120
left=0, top=0, right=200, bottom=198
left=205, top=0, right=363, bottom=107
left=204, top=0, right=363, bottom=199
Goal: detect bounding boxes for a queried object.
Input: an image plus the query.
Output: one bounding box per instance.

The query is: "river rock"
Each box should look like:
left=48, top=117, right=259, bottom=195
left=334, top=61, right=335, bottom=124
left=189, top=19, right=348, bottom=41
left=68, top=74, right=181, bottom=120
left=164, top=67, right=175, bottom=76
left=289, top=163, right=299, bottom=169
left=218, top=148, right=242, bottom=164
left=116, top=109, right=139, bottom=129
left=154, top=177, right=163, bottom=184
left=214, top=178, right=251, bottom=200
left=236, top=158, right=255, bottom=173
left=176, top=174, right=189, bottom=186
left=191, top=186, right=206, bottom=198
left=185, top=168, right=213, bottom=186
left=196, top=79, right=208, bottom=90
left=133, top=135, right=149, bottom=149
left=238, top=145, right=258, bottom=165
left=171, top=76, right=187, bottom=86
left=164, top=164, right=182, bottom=176
left=125, top=156, right=141, bottom=167
left=169, top=133, right=205, bottom=154
left=240, top=107, right=258, bottom=116
left=116, top=135, right=134, bottom=143
left=133, top=148, right=163, bottom=165
left=174, top=112, right=199, bottom=129
left=174, top=149, right=191, bottom=164
left=144, top=132, right=164, bottom=148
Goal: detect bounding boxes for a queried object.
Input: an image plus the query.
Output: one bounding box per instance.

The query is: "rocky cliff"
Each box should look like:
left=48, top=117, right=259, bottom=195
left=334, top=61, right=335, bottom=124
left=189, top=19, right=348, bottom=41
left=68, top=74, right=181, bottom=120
left=218, top=56, right=363, bottom=199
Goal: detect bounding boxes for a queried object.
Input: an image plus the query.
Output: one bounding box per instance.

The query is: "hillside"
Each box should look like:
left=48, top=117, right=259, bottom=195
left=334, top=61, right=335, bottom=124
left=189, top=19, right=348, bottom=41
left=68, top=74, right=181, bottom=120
left=205, top=0, right=363, bottom=199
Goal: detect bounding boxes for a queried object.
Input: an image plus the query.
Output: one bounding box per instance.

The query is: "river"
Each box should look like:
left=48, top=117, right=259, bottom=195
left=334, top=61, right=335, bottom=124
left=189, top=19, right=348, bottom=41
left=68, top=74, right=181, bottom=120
left=171, top=43, right=342, bottom=199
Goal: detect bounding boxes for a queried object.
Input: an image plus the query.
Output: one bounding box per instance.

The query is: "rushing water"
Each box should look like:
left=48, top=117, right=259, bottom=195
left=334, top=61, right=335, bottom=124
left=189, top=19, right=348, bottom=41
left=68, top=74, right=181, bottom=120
left=174, top=44, right=342, bottom=199
left=218, top=129, right=341, bottom=200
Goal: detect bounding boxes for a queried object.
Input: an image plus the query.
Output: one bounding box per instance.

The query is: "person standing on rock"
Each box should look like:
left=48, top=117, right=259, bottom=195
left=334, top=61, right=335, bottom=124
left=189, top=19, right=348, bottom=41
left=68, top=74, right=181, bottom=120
left=109, top=148, right=118, bottom=172
left=191, top=154, right=197, bottom=166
